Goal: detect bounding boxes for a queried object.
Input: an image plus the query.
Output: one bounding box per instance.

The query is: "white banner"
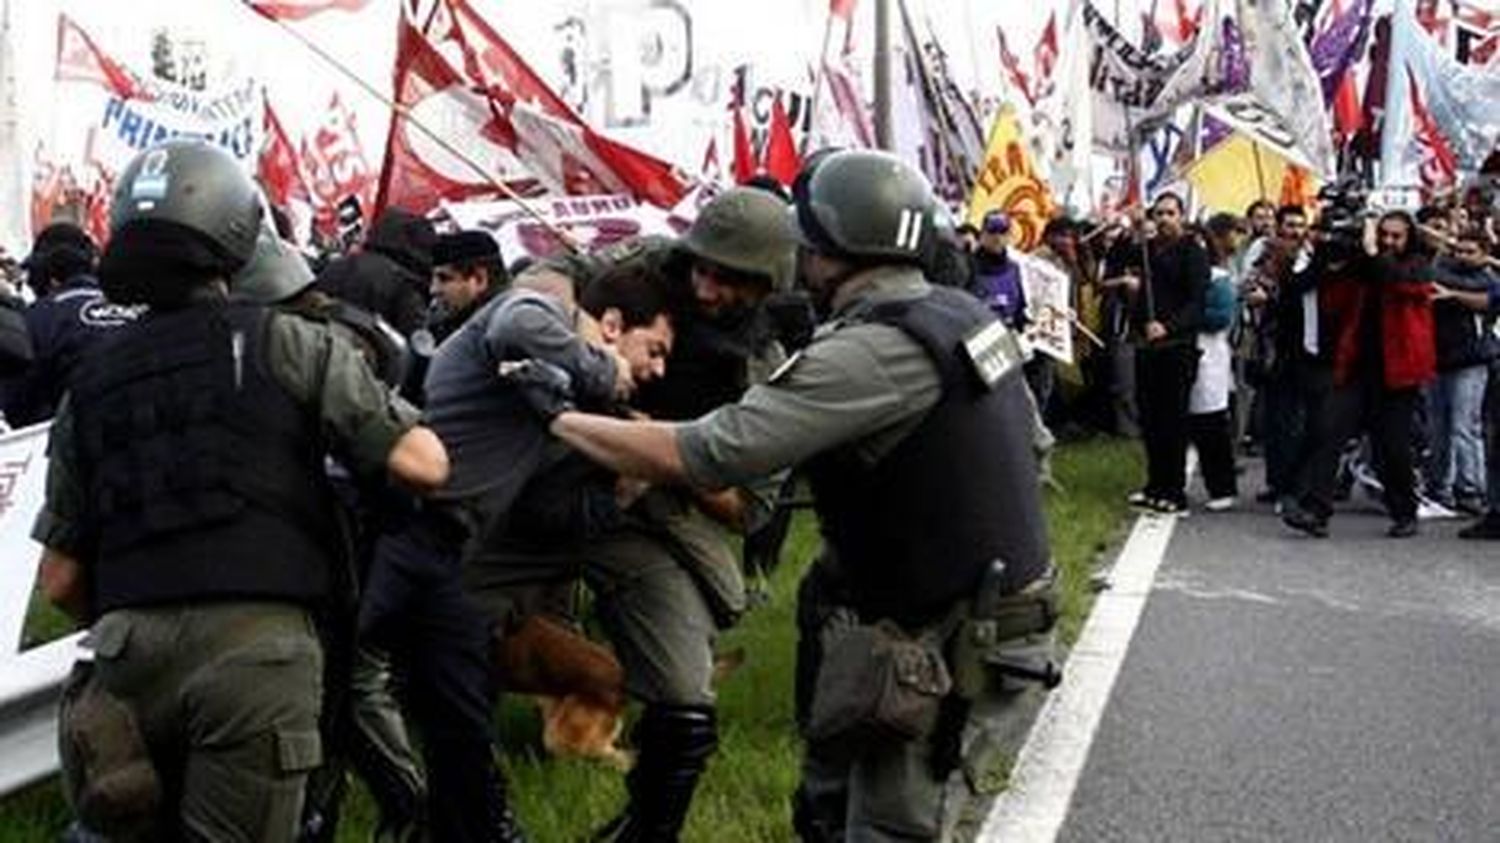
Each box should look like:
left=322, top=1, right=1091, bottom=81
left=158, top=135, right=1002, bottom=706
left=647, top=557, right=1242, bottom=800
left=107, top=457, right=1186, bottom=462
left=0, top=423, right=51, bottom=655
left=1016, top=251, right=1075, bottom=366
left=440, top=193, right=683, bottom=262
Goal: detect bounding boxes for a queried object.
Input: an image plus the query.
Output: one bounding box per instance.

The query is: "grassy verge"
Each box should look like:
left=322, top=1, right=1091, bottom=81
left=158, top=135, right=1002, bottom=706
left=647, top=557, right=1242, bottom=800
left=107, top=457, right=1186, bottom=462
left=2, top=437, right=1141, bottom=842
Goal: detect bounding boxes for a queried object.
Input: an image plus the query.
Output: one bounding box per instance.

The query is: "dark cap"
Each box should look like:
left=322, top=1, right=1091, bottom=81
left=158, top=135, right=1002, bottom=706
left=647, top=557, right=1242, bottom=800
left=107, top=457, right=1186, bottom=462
left=432, top=230, right=500, bottom=267
left=981, top=210, right=1012, bottom=235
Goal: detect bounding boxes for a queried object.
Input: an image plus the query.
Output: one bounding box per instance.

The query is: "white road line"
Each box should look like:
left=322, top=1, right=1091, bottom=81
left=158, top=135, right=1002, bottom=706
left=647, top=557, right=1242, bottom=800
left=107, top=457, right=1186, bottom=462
left=976, top=510, right=1181, bottom=843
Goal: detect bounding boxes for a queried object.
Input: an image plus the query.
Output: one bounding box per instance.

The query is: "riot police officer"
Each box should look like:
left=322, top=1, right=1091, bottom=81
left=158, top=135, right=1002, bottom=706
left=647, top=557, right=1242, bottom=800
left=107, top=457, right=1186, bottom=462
left=33, top=139, right=449, bottom=841
left=532, top=151, right=1057, bottom=842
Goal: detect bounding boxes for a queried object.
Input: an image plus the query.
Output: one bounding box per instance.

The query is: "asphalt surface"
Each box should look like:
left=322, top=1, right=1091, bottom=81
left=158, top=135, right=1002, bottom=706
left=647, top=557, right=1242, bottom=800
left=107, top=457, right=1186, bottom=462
left=1058, top=482, right=1500, bottom=842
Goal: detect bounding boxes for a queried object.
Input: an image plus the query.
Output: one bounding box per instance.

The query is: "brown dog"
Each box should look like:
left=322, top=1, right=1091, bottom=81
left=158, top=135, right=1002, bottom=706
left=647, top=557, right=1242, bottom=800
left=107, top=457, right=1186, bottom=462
left=493, top=614, right=633, bottom=769
left=492, top=615, right=748, bottom=771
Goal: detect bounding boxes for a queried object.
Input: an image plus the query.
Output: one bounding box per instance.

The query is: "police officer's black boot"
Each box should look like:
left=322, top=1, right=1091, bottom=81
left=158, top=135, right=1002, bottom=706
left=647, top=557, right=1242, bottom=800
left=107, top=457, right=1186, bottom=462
left=592, top=704, right=718, bottom=843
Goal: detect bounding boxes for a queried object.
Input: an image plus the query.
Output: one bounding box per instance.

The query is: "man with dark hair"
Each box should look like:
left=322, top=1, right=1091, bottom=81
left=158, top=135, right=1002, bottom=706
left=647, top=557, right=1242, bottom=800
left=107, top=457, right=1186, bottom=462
left=1242, top=204, right=1317, bottom=505
left=1245, top=199, right=1277, bottom=241
left=1427, top=228, right=1497, bottom=518
left=316, top=208, right=436, bottom=338
left=1119, top=192, right=1210, bottom=513
left=361, top=250, right=671, bottom=842
left=1285, top=211, right=1436, bottom=538
left=3, top=223, right=136, bottom=427
left=404, top=230, right=511, bottom=404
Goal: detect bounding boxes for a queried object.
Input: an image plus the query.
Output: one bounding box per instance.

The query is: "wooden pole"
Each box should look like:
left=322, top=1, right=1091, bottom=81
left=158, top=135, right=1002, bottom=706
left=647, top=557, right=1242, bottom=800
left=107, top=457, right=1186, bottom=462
left=874, top=0, right=894, bottom=151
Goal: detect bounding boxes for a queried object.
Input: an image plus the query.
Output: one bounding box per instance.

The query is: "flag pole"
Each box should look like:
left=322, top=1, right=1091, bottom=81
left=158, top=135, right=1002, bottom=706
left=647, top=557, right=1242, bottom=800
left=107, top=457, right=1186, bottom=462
left=259, top=12, right=582, bottom=252
left=874, top=0, right=894, bottom=150
left=1252, top=140, right=1268, bottom=199
left=801, top=8, right=837, bottom=157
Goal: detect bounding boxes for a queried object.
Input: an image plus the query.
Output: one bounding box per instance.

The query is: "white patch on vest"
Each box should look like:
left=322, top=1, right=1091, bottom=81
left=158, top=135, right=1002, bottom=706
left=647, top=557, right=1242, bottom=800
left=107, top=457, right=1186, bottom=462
left=231, top=330, right=245, bottom=390
left=77, top=300, right=140, bottom=328
left=962, top=320, right=1022, bottom=389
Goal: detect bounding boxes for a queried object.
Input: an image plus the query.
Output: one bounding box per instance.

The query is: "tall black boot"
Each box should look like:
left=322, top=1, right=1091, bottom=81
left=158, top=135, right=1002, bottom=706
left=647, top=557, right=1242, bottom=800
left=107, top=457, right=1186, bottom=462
left=593, top=705, right=718, bottom=843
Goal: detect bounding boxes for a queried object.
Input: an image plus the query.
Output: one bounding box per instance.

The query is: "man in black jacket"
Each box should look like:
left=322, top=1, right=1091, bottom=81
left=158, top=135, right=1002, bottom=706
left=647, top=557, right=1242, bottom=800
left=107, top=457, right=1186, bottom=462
left=316, top=208, right=436, bottom=338
left=1428, top=229, right=1496, bottom=514
left=3, top=223, right=136, bottom=427
left=1117, top=193, right=1209, bottom=513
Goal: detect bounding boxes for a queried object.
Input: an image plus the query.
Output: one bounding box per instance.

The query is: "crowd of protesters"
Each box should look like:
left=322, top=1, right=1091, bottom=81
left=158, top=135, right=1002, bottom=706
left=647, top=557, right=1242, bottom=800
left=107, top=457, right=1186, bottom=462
left=949, top=184, right=1500, bottom=540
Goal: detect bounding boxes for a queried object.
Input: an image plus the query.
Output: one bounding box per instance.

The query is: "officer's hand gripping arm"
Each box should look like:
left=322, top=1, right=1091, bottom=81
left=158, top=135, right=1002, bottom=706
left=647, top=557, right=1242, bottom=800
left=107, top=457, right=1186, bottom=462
left=549, top=411, right=688, bottom=485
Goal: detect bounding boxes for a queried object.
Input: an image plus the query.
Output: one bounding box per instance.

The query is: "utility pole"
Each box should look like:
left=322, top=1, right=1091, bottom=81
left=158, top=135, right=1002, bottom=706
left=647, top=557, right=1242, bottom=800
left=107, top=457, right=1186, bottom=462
left=873, top=0, right=893, bottom=151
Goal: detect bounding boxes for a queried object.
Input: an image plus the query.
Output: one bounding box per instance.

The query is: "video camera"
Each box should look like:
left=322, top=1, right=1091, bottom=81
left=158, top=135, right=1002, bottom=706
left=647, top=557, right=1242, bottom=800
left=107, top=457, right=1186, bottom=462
left=1315, top=180, right=1369, bottom=242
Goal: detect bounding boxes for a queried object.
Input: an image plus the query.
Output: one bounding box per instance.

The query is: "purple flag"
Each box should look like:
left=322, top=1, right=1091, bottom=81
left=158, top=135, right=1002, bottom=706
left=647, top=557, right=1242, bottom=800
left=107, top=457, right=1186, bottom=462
left=1309, top=0, right=1373, bottom=105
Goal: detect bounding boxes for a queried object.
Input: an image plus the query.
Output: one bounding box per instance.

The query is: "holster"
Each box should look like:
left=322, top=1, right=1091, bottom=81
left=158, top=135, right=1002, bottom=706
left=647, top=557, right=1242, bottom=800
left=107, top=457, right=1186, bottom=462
left=58, top=661, right=161, bottom=837
left=949, top=578, right=1059, bottom=701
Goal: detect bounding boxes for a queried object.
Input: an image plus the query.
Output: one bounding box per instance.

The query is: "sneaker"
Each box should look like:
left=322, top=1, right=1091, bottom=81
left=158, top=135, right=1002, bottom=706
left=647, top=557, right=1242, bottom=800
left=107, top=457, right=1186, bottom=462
left=1387, top=518, right=1419, bottom=539
left=1147, top=497, right=1189, bottom=516
left=1281, top=506, right=1329, bottom=538
left=1204, top=496, right=1237, bottom=512
left=1127, top=490, right=1153, bottom=508
left=1457, top=514, right=1500, bottom=540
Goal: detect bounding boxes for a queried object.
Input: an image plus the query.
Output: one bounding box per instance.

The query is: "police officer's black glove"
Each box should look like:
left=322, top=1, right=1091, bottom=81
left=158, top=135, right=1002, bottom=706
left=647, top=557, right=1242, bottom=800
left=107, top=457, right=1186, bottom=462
left=498, top=358, right=576, bottom=420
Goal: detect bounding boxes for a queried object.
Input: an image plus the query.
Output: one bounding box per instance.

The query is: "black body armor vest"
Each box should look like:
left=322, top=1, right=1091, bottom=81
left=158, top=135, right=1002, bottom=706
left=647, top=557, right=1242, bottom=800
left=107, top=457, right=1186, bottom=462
left=71, top=301, right=337, bottom=613
left=804, top=286, right=1050, bottom=627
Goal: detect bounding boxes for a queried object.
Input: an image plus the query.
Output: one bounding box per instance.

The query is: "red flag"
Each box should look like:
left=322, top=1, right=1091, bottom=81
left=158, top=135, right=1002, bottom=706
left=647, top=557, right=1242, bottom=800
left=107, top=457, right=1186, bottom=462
left=1332, top=70, right=1363, bottom=139
left=830, top=0, right=857, bottom=21
left=245, top=0, right=370, bottom=21
left=731, top=106, right=755, bottom=184
left=763, top=95, right=801, bottom=186
left=377, top=0, right=685, bottom=216
left=55, top=15, right=152, bottom=100
left=1406, top=67, right=1457, bottom=192
left=996, top=27, right=1034, bottom=105
left=260, top=103, right=312, bottom=211
left=1174, top=0, right=1200, bottom=42
left=1034, top=14, right=1059, bottom=83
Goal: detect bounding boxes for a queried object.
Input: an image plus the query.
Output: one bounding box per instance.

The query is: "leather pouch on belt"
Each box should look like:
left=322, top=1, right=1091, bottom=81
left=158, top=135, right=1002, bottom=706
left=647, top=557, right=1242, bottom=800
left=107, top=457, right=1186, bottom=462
left=806, top=621, right=952, bottom=749
left=59, top=625, right=161, bottom=836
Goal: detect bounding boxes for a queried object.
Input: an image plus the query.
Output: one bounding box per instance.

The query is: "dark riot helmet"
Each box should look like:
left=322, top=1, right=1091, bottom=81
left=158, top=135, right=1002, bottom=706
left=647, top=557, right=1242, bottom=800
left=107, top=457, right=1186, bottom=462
left=792, top=149, right=937, bottom=265
left=233, top=194, right=315, bottom=305
left=100, top=140, right=263, bottom=306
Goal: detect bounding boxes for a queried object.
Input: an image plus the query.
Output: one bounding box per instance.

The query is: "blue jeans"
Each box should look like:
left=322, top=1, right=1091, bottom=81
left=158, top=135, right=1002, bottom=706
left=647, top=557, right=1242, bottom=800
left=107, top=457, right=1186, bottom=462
left=1426, top=364, right=1489, bottom=503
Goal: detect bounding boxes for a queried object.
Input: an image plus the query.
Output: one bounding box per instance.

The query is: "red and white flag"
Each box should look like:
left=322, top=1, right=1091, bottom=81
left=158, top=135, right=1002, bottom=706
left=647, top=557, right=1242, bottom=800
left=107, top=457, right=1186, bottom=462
left=1034, top=14, right=1060, bottom=84
left=302, top=93, right=376, bottom=234
left=996, top=27, right=1035, bottom=105
left=376, top=0, right=686, bottom=216
left=245, top=0, right=371, bottom=21
left=1406, top=68, right=1458, bottom=192
left=55, top=15, right=152, bottom=100
left=260, top=102, right=312, bottom=210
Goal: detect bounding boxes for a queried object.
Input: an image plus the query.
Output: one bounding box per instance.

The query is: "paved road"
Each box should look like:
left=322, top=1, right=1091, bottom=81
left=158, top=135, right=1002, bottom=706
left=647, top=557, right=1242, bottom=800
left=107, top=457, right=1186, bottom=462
left=1057, top=490, right=1500, bottom=842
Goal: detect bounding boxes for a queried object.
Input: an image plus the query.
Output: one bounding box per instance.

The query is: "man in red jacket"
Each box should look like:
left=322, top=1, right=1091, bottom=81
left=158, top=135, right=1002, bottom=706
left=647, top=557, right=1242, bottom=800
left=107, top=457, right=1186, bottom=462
left=1284, top=211, right=1435, bottom=538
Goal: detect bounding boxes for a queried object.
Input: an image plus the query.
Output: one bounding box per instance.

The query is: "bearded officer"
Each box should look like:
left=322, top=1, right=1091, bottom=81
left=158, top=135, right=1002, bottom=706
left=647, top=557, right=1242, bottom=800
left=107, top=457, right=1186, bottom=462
left=34, top=139, right=449, bottom=842
left=525, top=151, right=1057, bottom=842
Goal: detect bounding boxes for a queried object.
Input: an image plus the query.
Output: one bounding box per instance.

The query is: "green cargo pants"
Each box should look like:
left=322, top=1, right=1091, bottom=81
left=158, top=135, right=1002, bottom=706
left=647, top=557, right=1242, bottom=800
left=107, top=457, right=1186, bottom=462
left=793, top=559, right=1056, bottom=842
left=61, top=602, right=324, bottom=842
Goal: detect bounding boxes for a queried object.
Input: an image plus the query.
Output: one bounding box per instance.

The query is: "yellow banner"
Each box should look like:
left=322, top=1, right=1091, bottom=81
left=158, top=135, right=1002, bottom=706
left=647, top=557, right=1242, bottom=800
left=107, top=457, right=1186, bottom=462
left=1184, top=134, right=1320, bottom=215
left=965, top=106, right=1055, bottom=251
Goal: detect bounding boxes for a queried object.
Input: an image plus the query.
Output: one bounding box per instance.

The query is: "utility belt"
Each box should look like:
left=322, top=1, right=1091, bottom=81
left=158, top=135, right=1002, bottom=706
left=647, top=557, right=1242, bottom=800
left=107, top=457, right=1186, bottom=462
left=805, top=561, right=1059, bottom=753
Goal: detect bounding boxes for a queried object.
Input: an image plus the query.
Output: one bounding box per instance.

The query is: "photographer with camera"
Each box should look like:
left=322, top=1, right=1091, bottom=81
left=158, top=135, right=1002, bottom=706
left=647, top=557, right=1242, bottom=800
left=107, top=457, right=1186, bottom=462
left=1284, top=209, right=1437, bottom=538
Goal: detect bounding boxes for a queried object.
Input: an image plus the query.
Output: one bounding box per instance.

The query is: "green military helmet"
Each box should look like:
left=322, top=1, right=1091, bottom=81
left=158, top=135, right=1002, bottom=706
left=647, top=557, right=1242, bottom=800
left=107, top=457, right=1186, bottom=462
left=793, top=150, right=936, bottom=264
left=109, top=139, right=263, bottom=272
left=680, top=187, right=798, bottom=291
left=233, top=203, right=314, bottom=305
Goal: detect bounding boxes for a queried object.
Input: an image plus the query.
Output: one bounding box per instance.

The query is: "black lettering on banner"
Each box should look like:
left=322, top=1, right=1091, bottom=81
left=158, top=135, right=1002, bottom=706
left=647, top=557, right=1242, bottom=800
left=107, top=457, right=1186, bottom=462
left=1222, top=98, right=1297, bottom=151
